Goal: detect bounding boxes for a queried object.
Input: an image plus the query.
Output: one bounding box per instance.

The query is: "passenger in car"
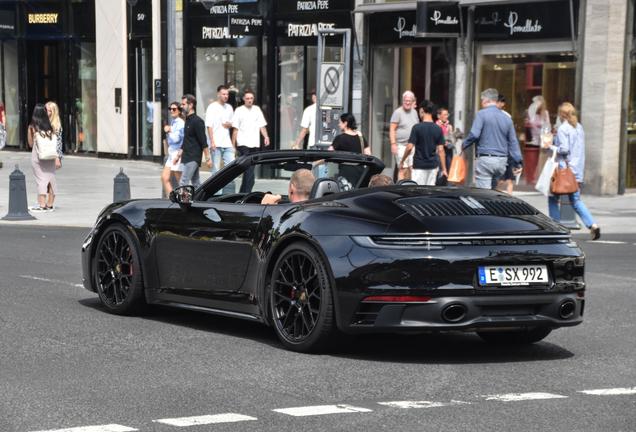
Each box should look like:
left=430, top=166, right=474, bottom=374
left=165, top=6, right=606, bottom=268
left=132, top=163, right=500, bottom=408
left=261, top=169, right=315, bottom=204
left=368, top=174, right=394, bottom=187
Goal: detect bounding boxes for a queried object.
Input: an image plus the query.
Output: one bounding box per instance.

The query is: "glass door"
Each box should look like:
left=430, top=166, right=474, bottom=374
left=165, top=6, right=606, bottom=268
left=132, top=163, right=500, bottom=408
left=129, top=39, right=153, bottom=157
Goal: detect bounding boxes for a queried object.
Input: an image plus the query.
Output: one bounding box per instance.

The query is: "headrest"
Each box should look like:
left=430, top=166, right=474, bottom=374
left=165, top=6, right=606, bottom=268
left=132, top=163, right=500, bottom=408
left=309, top=178, right=340, bottom=199
left=396, top=179, right=418, bottom=186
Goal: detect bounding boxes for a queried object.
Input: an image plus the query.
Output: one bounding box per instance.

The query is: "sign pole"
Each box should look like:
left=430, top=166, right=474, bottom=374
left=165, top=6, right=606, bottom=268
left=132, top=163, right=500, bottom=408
left=315, top=28, right=351, bottom=149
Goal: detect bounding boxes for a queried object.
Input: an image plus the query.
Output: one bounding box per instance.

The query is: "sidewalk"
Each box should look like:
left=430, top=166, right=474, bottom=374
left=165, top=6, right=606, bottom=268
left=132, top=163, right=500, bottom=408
left=1, top=151, right=634, bottom=233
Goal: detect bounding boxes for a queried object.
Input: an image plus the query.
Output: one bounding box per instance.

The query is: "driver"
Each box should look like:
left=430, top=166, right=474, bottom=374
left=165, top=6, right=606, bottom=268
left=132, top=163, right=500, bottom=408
left=261, top=169, right=315, bottom=204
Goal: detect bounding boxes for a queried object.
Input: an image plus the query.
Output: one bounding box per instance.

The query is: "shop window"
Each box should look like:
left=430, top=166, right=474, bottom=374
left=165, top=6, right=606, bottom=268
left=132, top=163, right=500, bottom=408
left=75, top=42, right=97, bottom=152
left=196, top=47, right=258, bottom=114
left=627, top=59, right=636, bottom=188
left=479, top=53, right=576, bottom=185
left=0, top=40, right=19, bottom=147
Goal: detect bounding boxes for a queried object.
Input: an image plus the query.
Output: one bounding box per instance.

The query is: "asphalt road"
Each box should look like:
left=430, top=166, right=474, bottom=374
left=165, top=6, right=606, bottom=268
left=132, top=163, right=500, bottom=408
left=0, top=226, right=634, bottom=432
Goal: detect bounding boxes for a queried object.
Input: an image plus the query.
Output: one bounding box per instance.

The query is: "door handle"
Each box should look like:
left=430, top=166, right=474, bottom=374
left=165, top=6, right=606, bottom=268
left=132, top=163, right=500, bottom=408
left=203, top=209, right=222, bottom=222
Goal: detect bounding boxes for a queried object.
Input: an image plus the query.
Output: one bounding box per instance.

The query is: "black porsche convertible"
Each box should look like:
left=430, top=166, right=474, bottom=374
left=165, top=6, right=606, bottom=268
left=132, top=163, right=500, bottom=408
left=81, top=150, right=585, bottom=352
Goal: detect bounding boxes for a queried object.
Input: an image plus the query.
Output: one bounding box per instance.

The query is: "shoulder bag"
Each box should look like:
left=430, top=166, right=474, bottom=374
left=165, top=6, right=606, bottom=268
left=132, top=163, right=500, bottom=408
left=550, top=155, right=579, bottom=196
left=35, top=131, right=59, bottom=160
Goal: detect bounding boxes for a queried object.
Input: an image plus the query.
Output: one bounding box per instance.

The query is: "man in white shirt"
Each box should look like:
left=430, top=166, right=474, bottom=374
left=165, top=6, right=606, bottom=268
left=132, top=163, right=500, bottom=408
left=232, top=90, right=270, bottom=193
left=293, top=90, right=316, bottom=149
left=205, top=85, right=234, bottom=175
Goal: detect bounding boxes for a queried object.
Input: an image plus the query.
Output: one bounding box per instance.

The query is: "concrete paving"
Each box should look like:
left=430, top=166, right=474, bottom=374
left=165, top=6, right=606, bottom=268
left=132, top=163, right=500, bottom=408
left=0, top=150, right=634, bottom=234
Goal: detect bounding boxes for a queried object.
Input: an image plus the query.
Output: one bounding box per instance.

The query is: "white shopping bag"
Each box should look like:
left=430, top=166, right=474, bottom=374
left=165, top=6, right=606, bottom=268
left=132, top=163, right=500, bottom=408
left=535, top=150, right=558, bottom=196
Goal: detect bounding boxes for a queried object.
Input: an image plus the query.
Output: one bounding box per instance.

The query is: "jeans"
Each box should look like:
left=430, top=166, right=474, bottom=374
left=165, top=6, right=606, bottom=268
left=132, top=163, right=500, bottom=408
left=211, top=146, right=235, bottom=175
left=179, top=161, right=201, bottom=188
left=548, top=187, right=596, bottom=228
left=475, top=156, right=507, bottom=189
left=238, top=146, right=259, bottom=193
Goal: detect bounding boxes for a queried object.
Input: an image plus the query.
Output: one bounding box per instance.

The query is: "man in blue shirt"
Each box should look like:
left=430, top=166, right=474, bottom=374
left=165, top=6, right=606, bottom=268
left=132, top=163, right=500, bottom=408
left=462, top=88, right=523, bottom=189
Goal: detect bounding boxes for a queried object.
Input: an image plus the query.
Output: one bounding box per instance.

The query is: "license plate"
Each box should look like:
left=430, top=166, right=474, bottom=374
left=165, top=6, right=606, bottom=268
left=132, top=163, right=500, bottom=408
left=478, top=265, right=550, bottom=286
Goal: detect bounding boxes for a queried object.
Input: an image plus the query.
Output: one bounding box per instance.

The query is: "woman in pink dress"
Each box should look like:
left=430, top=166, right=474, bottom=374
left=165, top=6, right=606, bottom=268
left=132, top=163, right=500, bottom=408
left=28, top=104, right=59, bottom=212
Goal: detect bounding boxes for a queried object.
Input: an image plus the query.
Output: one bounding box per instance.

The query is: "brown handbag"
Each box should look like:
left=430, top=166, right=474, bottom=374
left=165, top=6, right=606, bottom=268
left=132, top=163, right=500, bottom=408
left=550, top=156, right=579, bottom=195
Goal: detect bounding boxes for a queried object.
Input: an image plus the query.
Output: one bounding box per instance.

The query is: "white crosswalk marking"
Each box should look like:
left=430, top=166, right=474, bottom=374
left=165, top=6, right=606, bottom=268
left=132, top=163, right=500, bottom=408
left=274, top=404, right=372, bottom=416
left=484, top=392, right=567, bottom=402
left=153, top=413, right=257, bottom=426
left=30, top=425, right=137, bottom=432
left=579, top=387, right=636, bottom=395
left=379, top=400, right=470, bottom=409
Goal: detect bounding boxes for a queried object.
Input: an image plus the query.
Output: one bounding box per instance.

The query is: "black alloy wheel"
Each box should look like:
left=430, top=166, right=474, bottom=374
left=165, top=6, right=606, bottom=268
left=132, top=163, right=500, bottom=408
left=94, top=224, right=145, bottom=315
left=476, top=327, right=552, bottom=345
left=270, top=242, right=336, bottom=352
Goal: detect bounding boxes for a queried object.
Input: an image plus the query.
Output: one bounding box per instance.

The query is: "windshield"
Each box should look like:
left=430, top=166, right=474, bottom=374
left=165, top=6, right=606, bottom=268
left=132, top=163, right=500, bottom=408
left=198, top=156, right=373, bottom=201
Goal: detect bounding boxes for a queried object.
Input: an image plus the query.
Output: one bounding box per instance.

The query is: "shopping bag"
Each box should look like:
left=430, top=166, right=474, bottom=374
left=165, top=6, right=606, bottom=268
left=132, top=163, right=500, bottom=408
left=535, top=150, right=557, bottom=196
left=448, top=152, right=466, bottom=185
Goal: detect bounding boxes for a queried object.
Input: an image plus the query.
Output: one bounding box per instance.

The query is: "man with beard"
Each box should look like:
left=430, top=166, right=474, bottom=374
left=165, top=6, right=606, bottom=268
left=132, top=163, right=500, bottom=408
left=173, top=94, right=213, bottom=187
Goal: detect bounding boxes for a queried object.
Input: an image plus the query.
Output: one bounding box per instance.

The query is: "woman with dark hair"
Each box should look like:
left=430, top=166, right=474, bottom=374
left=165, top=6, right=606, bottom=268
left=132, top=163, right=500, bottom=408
left=328, top=113, right=371, bottom=155
left=162, top=101, right=186, bottom=195
left=28, top=104, right=58, bottom=212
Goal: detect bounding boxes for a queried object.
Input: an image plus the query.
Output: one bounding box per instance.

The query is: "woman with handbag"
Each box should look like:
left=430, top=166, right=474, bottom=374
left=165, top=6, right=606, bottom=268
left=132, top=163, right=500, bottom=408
left=28, top=104, right=59, bottom=213
left=545, top=102, right=600, bottom=240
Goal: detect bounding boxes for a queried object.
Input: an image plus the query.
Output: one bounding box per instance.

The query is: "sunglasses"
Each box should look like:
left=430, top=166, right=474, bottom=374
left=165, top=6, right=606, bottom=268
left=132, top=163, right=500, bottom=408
left=170, top=107, right=179, bottom=112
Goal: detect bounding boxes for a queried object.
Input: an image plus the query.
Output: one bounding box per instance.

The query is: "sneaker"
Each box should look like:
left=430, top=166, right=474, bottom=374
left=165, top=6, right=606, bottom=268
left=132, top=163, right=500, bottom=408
left=30, top=206, right=47, bottom=213
left=45, top=205, right=55, bottom=212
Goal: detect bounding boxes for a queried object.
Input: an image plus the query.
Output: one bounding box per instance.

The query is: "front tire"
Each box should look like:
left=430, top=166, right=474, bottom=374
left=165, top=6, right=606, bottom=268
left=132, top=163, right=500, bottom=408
left=269, top=242, right=337, bottom=353
left=476, top=327, right=552, bottom=345
left=93, top=224, right=146, bottom=315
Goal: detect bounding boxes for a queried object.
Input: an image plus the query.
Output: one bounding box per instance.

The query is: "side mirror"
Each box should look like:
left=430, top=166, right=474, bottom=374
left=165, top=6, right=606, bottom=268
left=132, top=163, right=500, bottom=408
left=170, top=185, right=195, bottom=212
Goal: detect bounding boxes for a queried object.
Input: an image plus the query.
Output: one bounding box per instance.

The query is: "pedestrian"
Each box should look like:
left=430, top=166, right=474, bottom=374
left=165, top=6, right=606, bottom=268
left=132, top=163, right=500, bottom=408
left=161, top=101, right=185, bottom=196
left=0, top=101, right=5, bottom=168
left=390, top=91, right=420, bottom=181
left=462, top=88, right=524, bottom=189
left=400, top=100, right=446, bottom=186
left=436, top=107, right=454, bottom=184
left=205, top=85, right=234, bottom=175
left=172, top=94, right=213, bottom=188
left=329, top=113, right=371, bottom=155
left=368, top=174, right=394, bottom=187
left=293, top=90, right=316, bottom=149
left=497, top=94, right=511, bottom=117
left=545, top=102, right=600, bottom=240
left=232, top=90, right=270, bottom=193
left=28, top=104, right=60, bottom=212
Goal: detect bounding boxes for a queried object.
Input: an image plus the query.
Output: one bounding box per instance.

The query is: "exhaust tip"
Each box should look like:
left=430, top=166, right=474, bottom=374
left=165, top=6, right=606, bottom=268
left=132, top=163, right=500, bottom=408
left=558, top=301, right=576, bottom=319
left=442, top=304, right=468, bottom=323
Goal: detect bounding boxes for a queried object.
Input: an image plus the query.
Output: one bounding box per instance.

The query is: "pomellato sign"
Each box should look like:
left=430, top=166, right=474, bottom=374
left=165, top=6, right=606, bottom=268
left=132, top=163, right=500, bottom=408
left=474, top=1, right=575, bottom=40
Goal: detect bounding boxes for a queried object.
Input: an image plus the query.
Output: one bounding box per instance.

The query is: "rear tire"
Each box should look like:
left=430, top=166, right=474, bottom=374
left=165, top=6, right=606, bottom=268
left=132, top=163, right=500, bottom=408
left=476, top=327, right=552, bottom=345
left=93, top=224, right=146, bottom=315
left=269, top=242, right=338, bottom=353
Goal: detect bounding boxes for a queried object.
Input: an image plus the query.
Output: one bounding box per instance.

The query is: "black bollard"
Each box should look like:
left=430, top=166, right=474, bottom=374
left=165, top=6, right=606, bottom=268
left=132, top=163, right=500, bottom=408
left=113, top=168, right=131, bottom=202
left=3, top=165, right=36, bottom=220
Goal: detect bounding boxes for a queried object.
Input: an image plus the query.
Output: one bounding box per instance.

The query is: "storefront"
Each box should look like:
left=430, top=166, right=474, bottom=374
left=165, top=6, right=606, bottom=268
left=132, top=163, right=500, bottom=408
left=626, top=2, right=636, bottom=189
left=185, top=1, right=264, bottom=131
left=0, top=0, right=96, bottom=153
left=473, top=0, right=580, bottom=185
left=366, top=4, right=455, bottom=167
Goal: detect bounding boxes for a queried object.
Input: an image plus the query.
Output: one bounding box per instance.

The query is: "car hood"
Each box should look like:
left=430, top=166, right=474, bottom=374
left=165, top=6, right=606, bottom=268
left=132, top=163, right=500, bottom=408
left=305, top=185, right=567, bottom=236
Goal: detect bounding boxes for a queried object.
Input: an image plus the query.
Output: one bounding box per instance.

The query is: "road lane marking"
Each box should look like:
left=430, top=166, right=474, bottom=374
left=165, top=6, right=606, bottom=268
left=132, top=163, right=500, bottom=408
left=379, top=400, right=470, bottom=409
left=579, top=387, right=636, bottom=395
left=153, top=413, right=257, bottom=426
left=31, top=425, right=137, bottom=432
left=274, top=404, right=372, bottom=416
left=484, top=393, right=567, bottom=402
left=586, top=240, right=627, bottom=244
left=20, top=275, right=84, bottom=288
